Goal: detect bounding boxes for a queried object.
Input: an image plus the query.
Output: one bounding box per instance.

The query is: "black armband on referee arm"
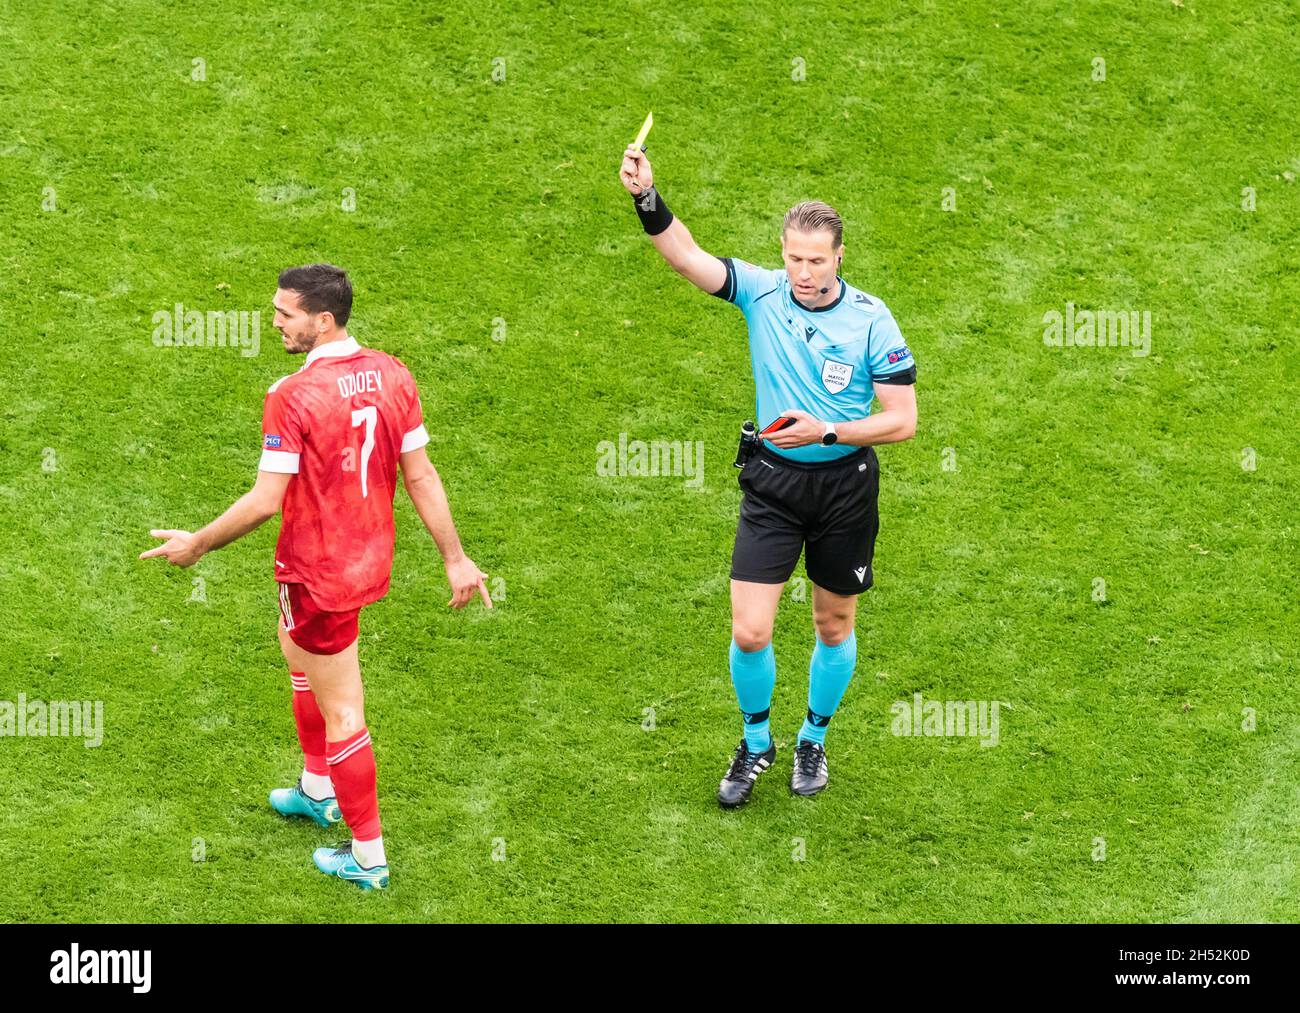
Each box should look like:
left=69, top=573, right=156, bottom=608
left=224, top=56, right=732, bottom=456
left=873, top=364, right=917, bottom=385
left=632, top=186, right=674, bottom=236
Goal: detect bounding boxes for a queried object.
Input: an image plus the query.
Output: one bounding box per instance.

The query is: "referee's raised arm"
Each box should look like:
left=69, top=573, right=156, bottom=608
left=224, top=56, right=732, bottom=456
left=620, top=144, right=727, bottom=295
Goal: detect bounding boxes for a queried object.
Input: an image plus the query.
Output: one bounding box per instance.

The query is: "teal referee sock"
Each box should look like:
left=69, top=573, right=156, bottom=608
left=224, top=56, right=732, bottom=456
left=729, top=639, right=775, bottom=753
left=798, top=632, right=857, bottom=746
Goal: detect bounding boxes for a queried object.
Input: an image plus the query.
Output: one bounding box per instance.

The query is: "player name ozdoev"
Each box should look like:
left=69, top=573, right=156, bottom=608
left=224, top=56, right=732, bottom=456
left=336, top=368, right=383, bottom=397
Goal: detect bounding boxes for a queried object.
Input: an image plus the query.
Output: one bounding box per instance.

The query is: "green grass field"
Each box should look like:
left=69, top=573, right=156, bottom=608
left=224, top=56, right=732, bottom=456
left=1, top=0, right=1297, bottom=922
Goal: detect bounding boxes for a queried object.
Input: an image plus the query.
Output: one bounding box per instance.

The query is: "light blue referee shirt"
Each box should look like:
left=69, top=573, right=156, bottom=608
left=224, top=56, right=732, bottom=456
left=714, top=258, right=917, bottom=463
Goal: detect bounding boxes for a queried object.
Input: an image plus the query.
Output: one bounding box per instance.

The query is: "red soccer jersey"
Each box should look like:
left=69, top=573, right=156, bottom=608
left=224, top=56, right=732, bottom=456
left=259, top=336, right=428, bottom=612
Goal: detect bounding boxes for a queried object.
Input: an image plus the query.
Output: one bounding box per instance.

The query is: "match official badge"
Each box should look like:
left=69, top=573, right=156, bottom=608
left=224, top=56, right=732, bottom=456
left=821, top=358, right=853, bottom=394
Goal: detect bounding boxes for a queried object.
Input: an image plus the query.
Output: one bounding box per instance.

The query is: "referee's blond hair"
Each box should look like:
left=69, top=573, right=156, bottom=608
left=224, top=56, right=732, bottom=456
left=782, top=201, right=843, bottom=248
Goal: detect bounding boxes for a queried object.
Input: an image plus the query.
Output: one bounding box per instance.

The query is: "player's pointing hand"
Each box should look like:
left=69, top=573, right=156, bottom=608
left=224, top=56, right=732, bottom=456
left=139, top=528, right=206, bottom=568
left=445, top=554, right=492, bottom=610
left=620, top=143, right=653, bottom=196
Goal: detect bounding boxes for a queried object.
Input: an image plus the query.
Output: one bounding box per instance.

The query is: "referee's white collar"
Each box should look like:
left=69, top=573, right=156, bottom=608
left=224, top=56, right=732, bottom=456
left=302, top=335, right=361, bottom=369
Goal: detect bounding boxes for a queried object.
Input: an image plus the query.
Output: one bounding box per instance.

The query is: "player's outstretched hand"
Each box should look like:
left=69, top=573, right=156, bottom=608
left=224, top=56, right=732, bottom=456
left=764, top=409, right=824, bottom=450
left=620, top=143, right=653, bottom=196
left=139, top=529, right=205, bottom=568
left=446, top=554, right=492, bottom=610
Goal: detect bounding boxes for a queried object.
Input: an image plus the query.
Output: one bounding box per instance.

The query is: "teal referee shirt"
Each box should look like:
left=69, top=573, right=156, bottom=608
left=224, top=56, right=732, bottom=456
left=714, top=258, right=917, bottom=463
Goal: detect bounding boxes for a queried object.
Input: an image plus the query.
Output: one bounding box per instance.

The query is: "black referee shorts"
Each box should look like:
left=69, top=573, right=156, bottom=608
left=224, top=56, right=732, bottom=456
left=730, top=443, right=880, bottom=596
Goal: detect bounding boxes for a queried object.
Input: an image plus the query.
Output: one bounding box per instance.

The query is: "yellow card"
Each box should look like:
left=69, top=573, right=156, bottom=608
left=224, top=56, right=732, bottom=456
left=633, top=111, right=653, bottom=149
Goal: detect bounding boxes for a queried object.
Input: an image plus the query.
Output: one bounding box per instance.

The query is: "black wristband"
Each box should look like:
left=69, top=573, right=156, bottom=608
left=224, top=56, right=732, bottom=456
left=632, top=186, right=674, bottom=236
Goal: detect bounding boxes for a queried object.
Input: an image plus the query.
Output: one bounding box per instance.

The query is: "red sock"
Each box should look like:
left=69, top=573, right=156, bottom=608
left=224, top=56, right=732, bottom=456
left=289, top=672, right=328, bottom=776
left=326, top=726, right=381, bottom=841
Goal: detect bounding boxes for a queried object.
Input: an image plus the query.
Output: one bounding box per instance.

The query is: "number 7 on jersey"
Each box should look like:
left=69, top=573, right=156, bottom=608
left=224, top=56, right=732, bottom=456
left=351, top=405, right=377, bottom=498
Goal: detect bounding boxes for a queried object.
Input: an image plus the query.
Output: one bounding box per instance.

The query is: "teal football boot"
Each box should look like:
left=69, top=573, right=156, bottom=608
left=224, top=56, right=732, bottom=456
left=312, top=841, right=390, bottom=890
left=269, top=779, right=342, bottom=829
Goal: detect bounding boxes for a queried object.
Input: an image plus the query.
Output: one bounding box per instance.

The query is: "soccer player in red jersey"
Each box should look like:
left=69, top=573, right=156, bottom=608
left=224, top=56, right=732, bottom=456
left=141, top=264, right=491, bottom=890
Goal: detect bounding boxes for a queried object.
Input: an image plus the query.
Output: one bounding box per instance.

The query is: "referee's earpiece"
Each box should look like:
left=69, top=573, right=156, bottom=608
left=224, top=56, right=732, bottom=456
left=819, top=255, right=843, bottom=295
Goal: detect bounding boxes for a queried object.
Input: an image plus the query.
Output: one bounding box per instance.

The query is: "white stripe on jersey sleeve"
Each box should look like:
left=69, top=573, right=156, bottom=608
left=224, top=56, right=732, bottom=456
left=400, top=424, right=430, bottom=453
left=259, top=449, right=301, bottom=473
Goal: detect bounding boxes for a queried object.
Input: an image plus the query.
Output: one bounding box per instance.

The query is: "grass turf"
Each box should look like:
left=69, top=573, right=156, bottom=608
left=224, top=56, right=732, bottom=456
left=0, top=0, right=1297, bottom=922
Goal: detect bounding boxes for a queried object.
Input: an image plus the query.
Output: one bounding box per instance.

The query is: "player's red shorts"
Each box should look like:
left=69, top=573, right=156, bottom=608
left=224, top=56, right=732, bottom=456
left=277, top=582, right=360, bottom=656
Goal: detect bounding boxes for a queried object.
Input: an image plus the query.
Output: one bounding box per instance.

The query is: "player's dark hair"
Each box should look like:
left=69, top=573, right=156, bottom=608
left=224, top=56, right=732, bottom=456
left=277, top=263, right=353, bottom=326
left=782, top=201, right=843, bottom=248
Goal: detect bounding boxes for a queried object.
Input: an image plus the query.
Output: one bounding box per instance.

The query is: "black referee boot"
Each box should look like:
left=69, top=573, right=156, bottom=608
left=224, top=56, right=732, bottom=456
left=717, top=738, right=777, bottom=809
left=790, top=739, right=829, bottom=797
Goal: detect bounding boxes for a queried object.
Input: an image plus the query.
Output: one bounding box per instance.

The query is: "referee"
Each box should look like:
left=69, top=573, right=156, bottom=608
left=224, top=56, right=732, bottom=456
left=620, top=142, right=918, bottom=808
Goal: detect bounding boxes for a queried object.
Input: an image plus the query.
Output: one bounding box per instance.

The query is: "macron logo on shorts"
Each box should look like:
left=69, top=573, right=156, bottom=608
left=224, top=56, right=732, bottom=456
left=264, top=434, right=282, bottom=448
left=855, top=566, right=868, bottom=583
